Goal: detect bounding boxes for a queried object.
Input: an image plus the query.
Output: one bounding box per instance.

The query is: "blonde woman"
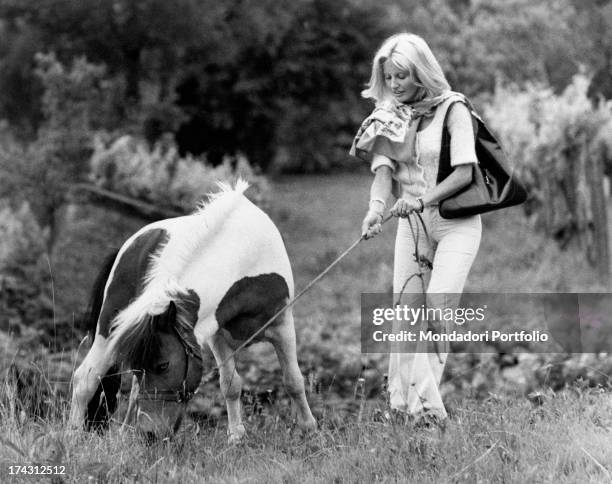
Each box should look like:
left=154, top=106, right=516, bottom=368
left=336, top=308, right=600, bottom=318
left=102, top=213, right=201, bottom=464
left=350, top=33, right=481, bottom=422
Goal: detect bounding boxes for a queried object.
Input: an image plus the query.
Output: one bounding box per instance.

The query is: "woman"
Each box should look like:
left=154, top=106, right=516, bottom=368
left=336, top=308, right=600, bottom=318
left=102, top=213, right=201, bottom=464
left=350, top=33, right=481, bottom=422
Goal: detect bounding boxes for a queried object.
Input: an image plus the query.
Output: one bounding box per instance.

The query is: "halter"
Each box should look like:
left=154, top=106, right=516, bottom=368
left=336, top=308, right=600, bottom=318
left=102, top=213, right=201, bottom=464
left=133, top=328, right=203, bottom=404
left=120, top=330, right=202, bottom=431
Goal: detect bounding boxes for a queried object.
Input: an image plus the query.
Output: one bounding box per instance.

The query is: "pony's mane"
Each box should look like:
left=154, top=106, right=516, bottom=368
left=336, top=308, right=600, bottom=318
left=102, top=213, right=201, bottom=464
left=107, top=179, right=248, bottom=358
left=198, top=178, right=250, bottom=208
left=143, top=178, right=250, bottom=289
left=114, top=294, right=201, bottom=370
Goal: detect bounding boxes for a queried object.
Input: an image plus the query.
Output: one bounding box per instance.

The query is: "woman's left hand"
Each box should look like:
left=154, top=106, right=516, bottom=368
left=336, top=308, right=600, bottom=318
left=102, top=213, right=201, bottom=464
left=390, top=197, right=421, bottom=218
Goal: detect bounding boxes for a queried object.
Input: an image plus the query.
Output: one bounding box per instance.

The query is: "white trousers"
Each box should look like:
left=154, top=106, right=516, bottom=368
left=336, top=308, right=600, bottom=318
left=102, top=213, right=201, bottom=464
left=388, top=206, right=481, bottom=417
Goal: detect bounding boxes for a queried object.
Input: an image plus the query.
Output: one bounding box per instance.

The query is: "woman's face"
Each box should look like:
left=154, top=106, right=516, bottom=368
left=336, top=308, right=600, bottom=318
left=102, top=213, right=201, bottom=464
left=383, top=59, right=419, bottom=103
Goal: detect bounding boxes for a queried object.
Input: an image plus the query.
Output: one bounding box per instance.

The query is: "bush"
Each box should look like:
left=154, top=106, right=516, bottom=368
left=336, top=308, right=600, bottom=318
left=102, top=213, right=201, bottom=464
left=483, top=74, right=612, bottom=241
left=0, top=53, right=106, bottom=252
left=89, top=134, right=271, bottom=211
left=0, top=201, right=53, bottom=336
left=273, top=99, right=365, bottom=173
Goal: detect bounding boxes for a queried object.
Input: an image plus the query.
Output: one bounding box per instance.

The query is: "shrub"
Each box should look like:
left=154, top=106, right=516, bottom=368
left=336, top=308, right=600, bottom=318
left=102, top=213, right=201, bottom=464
left=0, top=53, right=106, bottom=252
left=0, top=201, right=53, bottom=336
left=483, top=74, right=612, bottom=269
left=485, top=75, right=612, bottom=212
left=89, top=134, right=270, bottom=211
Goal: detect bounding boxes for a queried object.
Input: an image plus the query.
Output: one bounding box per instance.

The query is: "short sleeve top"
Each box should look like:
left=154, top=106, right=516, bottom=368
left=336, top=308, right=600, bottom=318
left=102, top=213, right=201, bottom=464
left=350, top=92, right=478, bottom=200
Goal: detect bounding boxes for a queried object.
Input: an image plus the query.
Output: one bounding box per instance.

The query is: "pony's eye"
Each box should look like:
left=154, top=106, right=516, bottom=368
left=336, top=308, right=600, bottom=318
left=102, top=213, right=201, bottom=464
left=154, top=361, right=170, bottom=373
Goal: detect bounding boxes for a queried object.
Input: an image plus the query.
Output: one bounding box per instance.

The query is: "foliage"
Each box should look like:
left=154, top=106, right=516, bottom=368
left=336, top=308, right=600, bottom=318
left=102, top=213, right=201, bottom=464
left=2, top=0, right=612, bottom=173
left=483, top=73, right=612, bottom=256
left=0, top=0, right=210, bottom=100
left=573, top=0, right=612, bottom=100
left=0, top=53, right=104, bottom=249
left=466, top=0, right=580, bottom=93
left=1, top=352, right=611, bottom=482
left=267, top=0, right=390, bottom=171
left=375, top=0, right=584, bottom=96
left=0, top=23, right=43, bottom=135
left=0, top=201, right=53, bottom=336
left=2, top=173, right=611, bottom=483
left=173, top=0, right=390, bottom=172
left=89, top=134, right=271, bottom=211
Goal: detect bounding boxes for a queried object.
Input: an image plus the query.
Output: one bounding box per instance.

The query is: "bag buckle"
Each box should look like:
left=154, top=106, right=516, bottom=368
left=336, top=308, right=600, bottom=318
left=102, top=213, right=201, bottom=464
left=484, top=171, right=491, bottom=185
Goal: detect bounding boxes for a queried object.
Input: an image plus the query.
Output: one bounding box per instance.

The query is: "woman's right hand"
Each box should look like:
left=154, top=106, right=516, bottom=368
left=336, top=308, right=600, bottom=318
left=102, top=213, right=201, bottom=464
left=361, top=210, right=383, bottom=239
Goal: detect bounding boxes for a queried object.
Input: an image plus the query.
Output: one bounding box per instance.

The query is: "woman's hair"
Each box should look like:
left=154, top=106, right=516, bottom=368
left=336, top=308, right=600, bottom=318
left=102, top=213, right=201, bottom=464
left=361, top=33, right=451, bottom=104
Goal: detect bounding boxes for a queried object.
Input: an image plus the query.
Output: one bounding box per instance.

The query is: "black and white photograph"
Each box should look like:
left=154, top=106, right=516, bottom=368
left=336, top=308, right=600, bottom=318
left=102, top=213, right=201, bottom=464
left=1, top=1, right=611, bottom=482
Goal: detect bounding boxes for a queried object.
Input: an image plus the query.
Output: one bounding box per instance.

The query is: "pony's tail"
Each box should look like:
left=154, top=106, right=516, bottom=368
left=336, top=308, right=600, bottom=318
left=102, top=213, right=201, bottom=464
left=84, top=249, right=120, bottom=341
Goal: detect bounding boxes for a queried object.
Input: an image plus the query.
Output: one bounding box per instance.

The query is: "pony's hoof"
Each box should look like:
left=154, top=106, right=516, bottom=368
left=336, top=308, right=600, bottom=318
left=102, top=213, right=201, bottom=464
left=299, top=417, right=317, bottom=433
left=227, top=425, right=246, bottom=444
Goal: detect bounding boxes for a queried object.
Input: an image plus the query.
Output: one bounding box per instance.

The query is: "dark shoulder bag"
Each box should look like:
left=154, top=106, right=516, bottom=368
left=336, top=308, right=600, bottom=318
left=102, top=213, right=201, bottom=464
left=436, top=99, right=528, bottom=219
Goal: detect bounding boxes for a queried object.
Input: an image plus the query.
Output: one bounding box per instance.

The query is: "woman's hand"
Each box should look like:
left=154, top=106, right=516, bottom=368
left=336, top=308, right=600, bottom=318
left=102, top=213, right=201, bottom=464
left=390, top=197, right=421, bottom=218
left=361, top=210, right=383, bottom=239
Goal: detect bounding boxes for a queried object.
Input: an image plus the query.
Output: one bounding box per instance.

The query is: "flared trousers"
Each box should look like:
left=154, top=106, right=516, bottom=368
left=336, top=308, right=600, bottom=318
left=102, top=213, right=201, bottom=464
left=388, top=206, right=481, bottom=417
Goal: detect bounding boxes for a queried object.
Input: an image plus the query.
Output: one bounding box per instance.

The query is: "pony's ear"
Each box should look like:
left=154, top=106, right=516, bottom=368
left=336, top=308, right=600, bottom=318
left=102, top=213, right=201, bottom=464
left=153, top=301, right=177, bottom=333
left=159, top=301, right=177, bottom=332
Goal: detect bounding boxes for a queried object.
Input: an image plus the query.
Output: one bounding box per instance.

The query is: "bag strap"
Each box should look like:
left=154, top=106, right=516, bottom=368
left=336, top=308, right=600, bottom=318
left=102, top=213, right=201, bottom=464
left=436, top=96, right=478, bottom=185
left=437, top=97, right=527, bottom=202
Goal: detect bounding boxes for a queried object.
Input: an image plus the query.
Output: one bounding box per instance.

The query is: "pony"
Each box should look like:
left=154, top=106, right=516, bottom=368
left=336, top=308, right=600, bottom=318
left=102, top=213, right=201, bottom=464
left=69, top=180, right=316, bottom=442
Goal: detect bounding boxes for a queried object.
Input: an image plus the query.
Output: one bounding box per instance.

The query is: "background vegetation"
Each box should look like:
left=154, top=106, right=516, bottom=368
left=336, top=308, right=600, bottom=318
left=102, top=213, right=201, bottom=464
left=1, top=0, right=612, bottom=481
left=1, top=174, right=612, bottom=482
left=0, top=0, right=611, bottom=171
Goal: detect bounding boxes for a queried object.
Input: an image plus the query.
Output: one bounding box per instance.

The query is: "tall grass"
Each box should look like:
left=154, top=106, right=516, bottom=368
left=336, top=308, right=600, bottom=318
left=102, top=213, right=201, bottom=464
left=1, top=374, right=611, bottom=483
left=1, top=172, right=611, bottom=483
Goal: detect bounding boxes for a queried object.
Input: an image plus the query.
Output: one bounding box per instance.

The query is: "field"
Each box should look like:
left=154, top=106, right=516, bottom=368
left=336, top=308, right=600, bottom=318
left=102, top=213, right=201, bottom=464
left=1, top=172, right=612, bottom=483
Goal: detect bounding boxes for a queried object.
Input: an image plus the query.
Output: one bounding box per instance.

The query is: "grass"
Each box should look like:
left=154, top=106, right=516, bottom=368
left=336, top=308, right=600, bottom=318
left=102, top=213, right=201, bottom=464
left=1, top=384, right=611, bottom=483
left=2, top=171, right=612, bottom=483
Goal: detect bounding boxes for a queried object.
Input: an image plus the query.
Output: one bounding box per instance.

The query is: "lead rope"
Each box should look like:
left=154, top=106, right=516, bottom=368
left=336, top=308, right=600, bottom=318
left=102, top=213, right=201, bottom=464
left=205, top=210, right=436, bottom=380
left=202, top=213, right=393, bottom=379
left=395, top=212, right=431, bottom=304
left=122, top=211, right=436, bottom=414
left=120, top=215, right=399, bottom=426
left=394, top=212, right=442, bottom=362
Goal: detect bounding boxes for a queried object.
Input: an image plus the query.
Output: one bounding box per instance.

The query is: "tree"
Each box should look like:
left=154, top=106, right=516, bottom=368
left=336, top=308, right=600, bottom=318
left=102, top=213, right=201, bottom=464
left=0, top=54, right=104, bottom=251
left=381, top=0, right=582, bottom=96
left=2, top=0, right=605, bottom=174
left=485, top=75, right=612, bottom=282
left=175, top=0, right=391, bottom=170
left=0, top=0, right=212, bottom=106
left=0, top=22, right=43, bottom=134
left=571, top=0, right=612, bottom=100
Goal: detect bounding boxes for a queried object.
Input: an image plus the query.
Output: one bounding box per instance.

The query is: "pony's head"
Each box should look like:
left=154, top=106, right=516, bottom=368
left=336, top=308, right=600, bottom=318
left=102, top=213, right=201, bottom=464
left=113, top=294, right=202, bottom=440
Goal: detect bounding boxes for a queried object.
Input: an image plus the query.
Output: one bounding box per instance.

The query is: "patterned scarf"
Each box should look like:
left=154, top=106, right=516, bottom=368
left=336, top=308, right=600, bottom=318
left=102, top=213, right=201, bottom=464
left=350, top=91, right=453, bottom=160
left=393, top=90, right=453, bottom=125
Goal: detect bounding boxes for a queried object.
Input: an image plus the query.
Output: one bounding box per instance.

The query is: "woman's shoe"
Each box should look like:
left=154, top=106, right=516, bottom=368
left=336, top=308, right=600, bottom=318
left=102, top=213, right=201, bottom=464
left=413, top=410, right=447, bottom=431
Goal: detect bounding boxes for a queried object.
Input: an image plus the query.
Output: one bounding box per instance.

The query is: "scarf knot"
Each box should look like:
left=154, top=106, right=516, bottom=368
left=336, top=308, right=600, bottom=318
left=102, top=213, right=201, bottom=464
left=350, top=91, right=453, bottom=163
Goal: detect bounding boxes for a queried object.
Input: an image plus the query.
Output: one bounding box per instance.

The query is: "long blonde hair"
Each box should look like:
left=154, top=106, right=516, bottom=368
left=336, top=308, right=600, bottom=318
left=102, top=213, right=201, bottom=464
left=361, top=33, right=451, bottom=104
